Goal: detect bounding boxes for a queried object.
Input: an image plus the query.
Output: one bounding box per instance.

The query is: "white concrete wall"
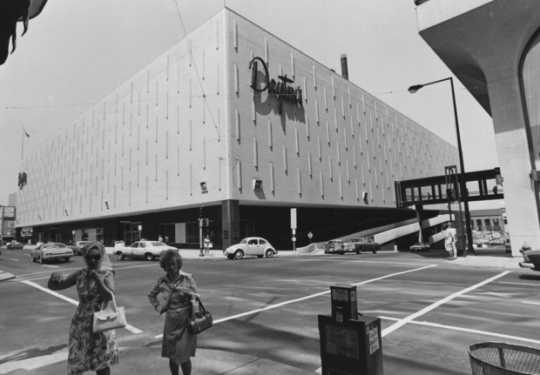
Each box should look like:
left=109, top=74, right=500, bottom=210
left=16, top=8, right=458, bottom=229
left=17, top=12, right=229, bottom=227
left=415, top=0, right=540, bottom=254
left=225, top=9, right=457, bottom=207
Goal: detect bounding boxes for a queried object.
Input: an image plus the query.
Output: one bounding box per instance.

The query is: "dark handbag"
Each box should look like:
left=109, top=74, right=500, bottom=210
left=188, top=298, right=213, bottom=334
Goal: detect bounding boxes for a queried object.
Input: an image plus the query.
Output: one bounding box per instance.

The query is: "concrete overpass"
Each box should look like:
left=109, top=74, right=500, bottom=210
left=414, top=0, right=540, bottom=255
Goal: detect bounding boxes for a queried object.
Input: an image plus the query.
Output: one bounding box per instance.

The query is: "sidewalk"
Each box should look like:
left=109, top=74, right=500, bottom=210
left=2, top=334, right=312, bottom=375
left=174, top=249, right=321, bottom=259
left=449, top=254, right=522, bottom=269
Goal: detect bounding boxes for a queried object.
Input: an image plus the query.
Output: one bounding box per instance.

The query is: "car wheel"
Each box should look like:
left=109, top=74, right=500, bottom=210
left=234, top=250, right=244, bottom=260
left=116, top=252, right=125, bottom=260
left=145, top=253, right=154, bottom=261
left=265, top=249, right=275, bottom=258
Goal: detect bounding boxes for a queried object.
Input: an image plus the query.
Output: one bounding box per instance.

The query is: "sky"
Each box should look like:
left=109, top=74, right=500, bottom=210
left=0, top=0, right=498, bottom=206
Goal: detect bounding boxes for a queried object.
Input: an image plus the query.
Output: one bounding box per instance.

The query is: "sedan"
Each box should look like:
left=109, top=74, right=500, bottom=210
left=6, top=240, right=23, bottom=250
left=115, top=240, right=178, bottom=261
left=31, top=242, right=73, bottom=263
left=224, top=237, right=277, bottom=260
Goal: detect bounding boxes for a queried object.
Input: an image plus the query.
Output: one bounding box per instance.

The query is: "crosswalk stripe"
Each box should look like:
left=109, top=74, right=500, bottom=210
left=18, top=280, right=143, bottom=334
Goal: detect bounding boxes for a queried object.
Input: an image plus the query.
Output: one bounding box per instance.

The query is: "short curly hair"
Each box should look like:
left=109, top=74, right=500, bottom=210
left=159, top=249, right=182, bottom=270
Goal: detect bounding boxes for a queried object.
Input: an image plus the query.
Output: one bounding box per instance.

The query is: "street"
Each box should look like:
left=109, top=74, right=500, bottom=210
left=1, top=249, right=540, bottom=374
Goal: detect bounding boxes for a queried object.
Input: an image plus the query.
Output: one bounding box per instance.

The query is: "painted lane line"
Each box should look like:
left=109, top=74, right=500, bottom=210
left=41, top=265, right=59, bottom=268
left=381, top=270, right=511, bottom=337
left=18, top=280, right=143, bottom=334
left=155, top=264, right=437, bottom=339
left=378, top=315, right=540, bottom=346
left=348, top=260, right=431, bottom=266
left=14, top=263, right=158, bottom=282
left=15, top=267, right=81, bottom=278
left=8, top=258, right=20, bottom=262
left=521, top=300, right=540, bottom=306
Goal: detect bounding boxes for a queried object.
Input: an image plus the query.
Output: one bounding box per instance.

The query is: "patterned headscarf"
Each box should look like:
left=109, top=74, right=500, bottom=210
left=85, top=241, right=113, bottom=272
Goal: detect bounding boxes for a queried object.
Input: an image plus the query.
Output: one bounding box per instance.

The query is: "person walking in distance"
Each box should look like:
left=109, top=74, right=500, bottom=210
left=47, top=242, right=118, bottom=375
left=445, top=223, right=457, bottom=258
left=203, top=235, right=212, bottom=256
left=148, top=250, right=199, bottom=375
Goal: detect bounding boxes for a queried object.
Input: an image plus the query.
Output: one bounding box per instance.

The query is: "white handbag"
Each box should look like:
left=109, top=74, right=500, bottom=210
left=93, top=295, right=127, bottom=333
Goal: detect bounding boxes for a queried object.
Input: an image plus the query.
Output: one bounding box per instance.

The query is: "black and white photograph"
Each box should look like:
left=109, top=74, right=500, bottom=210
left=1, top=0, right=540, bottom=374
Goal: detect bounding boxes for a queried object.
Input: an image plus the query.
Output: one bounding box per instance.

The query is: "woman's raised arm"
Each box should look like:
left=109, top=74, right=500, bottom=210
left=47, top=270, right=80, bottom=290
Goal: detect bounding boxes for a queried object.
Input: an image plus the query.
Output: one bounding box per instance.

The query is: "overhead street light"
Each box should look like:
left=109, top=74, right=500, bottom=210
left=408, top=76, right=474, bottom=256
left=407, top=84, right=424, bottom=94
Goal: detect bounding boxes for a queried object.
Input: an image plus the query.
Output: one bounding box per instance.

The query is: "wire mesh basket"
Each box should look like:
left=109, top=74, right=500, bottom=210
left=469, top=342, right=540, bottom=375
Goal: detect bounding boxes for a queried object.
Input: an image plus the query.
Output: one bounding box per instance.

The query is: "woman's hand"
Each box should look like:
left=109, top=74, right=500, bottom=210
left=155, top=303, right=167, bottom=314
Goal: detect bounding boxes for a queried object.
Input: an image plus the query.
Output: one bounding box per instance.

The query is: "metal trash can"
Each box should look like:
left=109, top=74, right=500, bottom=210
left=469, top=342, right=540, bottom=375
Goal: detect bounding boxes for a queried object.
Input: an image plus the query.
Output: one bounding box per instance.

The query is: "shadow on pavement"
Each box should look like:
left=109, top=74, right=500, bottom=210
left=0, top=344, right=66, bottom=364
left=518, top=273, right=540, bottom=281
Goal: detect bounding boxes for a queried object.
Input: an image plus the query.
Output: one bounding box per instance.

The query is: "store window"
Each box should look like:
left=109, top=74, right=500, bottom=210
left=476, top=219, right=483, bottom=231
left=493, top=218, right=501, bottom=232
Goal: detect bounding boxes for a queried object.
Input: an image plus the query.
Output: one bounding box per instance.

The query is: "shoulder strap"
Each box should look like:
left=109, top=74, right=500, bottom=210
left=197, top=298, right=207, bottom=313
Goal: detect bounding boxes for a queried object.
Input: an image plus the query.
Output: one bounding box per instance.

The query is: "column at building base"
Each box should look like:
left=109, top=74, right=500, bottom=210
left=221, top=200, right=240, bottom=250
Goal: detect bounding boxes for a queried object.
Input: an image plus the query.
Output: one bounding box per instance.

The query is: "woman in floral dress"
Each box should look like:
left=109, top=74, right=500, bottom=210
left=48, top=242, right=119, bottom=375
left=148, top=250, right=199, bottom=375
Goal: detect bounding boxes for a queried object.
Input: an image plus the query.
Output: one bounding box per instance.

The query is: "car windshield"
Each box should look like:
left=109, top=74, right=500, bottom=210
left=240, top=239, right=248, bottom=244
left=152, top=242, right=166, bottom=246
left=45, top=243, right=65, bottom=248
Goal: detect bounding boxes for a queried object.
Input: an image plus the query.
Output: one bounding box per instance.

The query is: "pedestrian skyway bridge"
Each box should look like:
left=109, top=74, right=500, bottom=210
left=394, top=168, right=503, bottom=208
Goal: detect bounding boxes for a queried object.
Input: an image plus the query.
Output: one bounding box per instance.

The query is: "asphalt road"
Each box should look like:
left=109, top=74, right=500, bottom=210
left=1, top=248, right=540, bottom=374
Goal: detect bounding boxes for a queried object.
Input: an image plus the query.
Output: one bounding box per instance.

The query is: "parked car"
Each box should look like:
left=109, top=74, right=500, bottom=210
left=69, top=241, right=93, bottom=255
left=325, top=239, right=346, bottom=254
left=6, top=240, right=23, bottom=250
left=519, top=245, right=540, bottom=271
left=115, top=240, right=178, bottom=261
left=349, top=238, right=380, bottom=254
left=223, top=237, right=277, bottom=260
left=31, top=242, right=73, bottom=263
left=409, top=242, right=430, bottom=252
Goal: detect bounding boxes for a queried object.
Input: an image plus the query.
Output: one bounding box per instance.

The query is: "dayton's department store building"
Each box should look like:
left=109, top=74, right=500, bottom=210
left=16, top=8, right=457, bottom=249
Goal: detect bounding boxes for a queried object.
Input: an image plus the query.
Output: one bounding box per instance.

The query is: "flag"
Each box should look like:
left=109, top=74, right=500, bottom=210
left=23, top=128, right=30, bottom=138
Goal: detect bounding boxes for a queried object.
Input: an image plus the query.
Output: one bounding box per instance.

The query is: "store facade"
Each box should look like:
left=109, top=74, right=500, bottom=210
left=16, top=8, right=457, bottom=249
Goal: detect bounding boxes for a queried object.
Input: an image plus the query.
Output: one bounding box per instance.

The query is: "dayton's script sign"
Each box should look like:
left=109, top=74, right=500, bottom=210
left=249, top=56, right=303, bottom=114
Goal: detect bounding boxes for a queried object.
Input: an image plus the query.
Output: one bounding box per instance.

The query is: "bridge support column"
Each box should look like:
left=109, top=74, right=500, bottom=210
left=414, top=203, right=429, bottom=245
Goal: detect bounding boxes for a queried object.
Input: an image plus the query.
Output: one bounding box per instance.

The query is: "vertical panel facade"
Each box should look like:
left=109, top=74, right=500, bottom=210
left=17, top=8, right=456, bottom=230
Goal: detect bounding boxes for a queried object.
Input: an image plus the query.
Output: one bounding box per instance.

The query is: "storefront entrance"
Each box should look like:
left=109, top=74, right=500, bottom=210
left=121, top=222, right=141, bottom=244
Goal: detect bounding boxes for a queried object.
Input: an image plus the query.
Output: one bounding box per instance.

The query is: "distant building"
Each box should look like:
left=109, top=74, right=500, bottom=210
left=16, top=8, right=457, bottom=248
left=1, top=206, right=16, bottom=240
left=8, top=192, right=16, bottom=207
left=470, top=208, right=506, bottom=233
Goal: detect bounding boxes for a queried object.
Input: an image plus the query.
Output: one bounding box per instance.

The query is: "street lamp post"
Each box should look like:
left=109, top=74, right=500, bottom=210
left=408, top=77, right=474, bottom=256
